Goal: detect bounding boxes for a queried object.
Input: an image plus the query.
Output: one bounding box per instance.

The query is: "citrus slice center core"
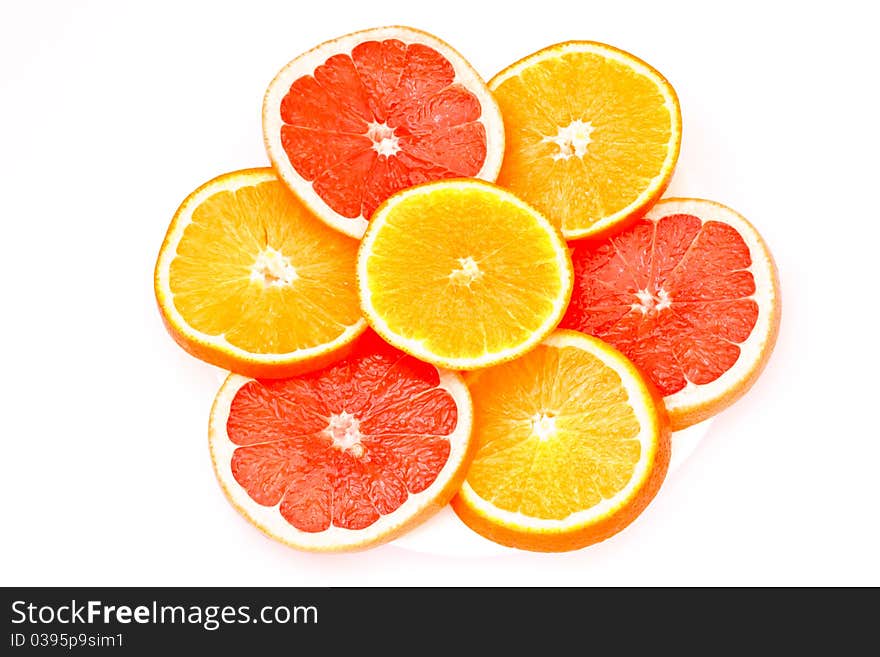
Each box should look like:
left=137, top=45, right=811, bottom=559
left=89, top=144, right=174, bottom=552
left=449, top=256, right=483, bottom=287
left=530, top=412, right=558, bottom=442
left=366, top=121, right=401, bottom=157
left=632, top=287, right=672, bottom=314
left=250, top=246, right=299, bottom=288
left=543, top=119, right=595, bottom=160
left=325, top=411, right=364, bottom=457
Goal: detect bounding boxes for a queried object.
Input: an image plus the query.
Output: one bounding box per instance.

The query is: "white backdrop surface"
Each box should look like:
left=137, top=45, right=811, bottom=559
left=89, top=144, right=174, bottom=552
left=1, top=0, right=877, bottom=586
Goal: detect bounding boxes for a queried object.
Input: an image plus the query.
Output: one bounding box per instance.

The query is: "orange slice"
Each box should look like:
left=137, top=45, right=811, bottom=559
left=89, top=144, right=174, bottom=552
left=154, top=168, right=366, bottom=378
left=452, top=330, right=671, bottom=552
left=209, top=331, right=474, bottom=552
left=560, top=198, right=781, bottom=430
left=357, top=179, right=573, bottom=370
left=263, top=26, right=505, bottom=239
left=490, top=41, right=681, bottom=240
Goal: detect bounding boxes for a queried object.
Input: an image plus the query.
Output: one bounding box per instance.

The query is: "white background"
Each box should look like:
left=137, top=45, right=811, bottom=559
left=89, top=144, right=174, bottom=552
left=2, top=0, right=878, bottom=586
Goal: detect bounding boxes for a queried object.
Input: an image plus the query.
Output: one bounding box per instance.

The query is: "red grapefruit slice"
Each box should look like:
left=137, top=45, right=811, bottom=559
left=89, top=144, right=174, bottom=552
left=560, top=198, right=780, bottom=430
left=209, top=332, right=474, bottom=551
left=263, top=26, right=505, bottom=238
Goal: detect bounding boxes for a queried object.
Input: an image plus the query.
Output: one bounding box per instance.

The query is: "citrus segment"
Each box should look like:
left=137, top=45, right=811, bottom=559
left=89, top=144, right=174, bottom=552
left=452, top=330, right=670, bottom=552
left=560, top=198, right=780, bottom=429
left=155, top=168, right=367, bottom=378
left=490, top=41, right=681, bottom=239
left=264, top=26, right=505, bottom=238
left=357, top=179, right=573, bottom=370
left=209, top=332, right=474, bottom=551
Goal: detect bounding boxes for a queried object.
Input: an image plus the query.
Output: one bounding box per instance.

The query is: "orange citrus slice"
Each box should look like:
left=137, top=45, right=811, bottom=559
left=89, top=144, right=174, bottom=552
left=451, top=330, right=671, bottom=552
left=263, top=25, right=505, bottom=239
left=490, top=41, right=681, bottom=240
left=209, top=331, right=474, bottom=551
left=357, top=179, right=573, bottom=370
left=154, top=168, right=367, bottom=379
left=560, top=198, right=781, bottom=430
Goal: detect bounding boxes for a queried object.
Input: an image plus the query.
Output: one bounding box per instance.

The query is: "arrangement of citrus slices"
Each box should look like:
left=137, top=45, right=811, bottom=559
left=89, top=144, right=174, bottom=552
left=154, top=26, right=780, bottom=553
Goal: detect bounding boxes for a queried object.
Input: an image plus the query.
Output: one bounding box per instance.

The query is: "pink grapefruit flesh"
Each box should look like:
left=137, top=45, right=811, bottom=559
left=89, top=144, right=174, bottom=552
left=263, top=26, right=504, bottom=238
left=560, top=198, right=779, bottom=429
left=209, top=332, right=474, bottom=551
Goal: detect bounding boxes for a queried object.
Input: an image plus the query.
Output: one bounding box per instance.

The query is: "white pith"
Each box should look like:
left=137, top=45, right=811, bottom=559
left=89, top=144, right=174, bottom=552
left=642, top=198, right=778, bottom=417
left=449, top=256, right=482, bottom=287
left=489, top=41, right=681, bottom=239
left=357, top=179, right=574, bottom=371
left=209, top=369, right=473, bottom=552
left=632, top=287, right=671, bottom=314
left=530, top=412, right=557, bottom=442
left=456, top=330, right=661, bottom=532
left=366, top=121, right=401, bottom=157
left=543, top=119, right=595, bottom=160
left=250, top=246, right=299, bottom=287
left=263, top=26, right=506, bottom=239
left=325, top=411, right=363, bottom=456
left=155, top=169, right=367, bottom=364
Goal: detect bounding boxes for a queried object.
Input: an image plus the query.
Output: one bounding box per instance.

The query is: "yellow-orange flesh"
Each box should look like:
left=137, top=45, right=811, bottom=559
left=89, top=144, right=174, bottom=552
left=491, top=42, right=680, bottom=238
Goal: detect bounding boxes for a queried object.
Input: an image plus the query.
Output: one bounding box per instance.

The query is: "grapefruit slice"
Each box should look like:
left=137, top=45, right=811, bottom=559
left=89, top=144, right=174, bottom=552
left=357, top=179, right=573, bottom=370
left=209, top=332, right=474, bottom=552
left=154, top=169, right=366, bottom=379
left=452, top=330, right=671, bottom=552
left=560, top=198, right=781, bottom=430
left=263, top=26, right=505, bottom=239
left=489, top=41, right=681, bottom=239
